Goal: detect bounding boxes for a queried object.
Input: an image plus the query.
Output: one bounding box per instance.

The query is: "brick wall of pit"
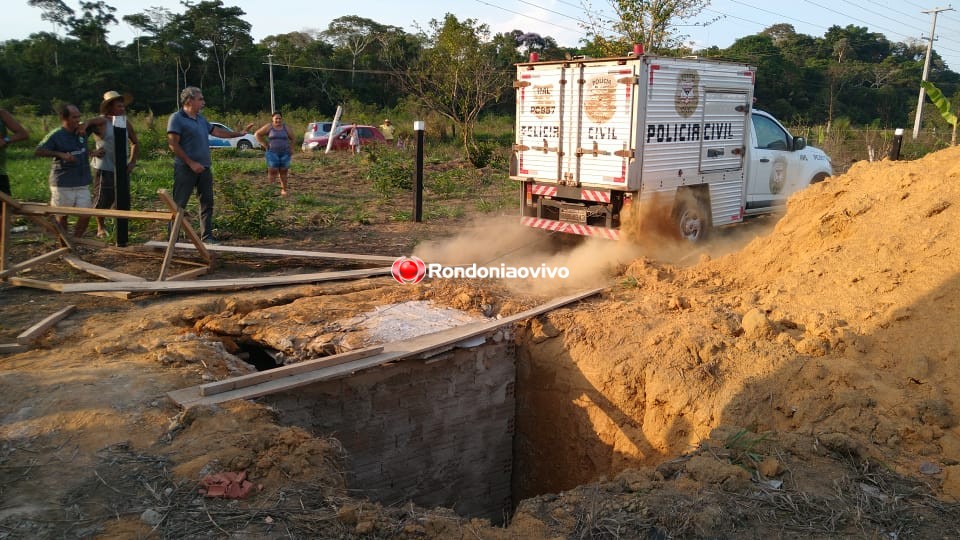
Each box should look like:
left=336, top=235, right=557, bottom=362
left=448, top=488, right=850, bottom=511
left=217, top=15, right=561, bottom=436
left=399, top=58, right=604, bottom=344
left=264, top=337, right=516, bottom=522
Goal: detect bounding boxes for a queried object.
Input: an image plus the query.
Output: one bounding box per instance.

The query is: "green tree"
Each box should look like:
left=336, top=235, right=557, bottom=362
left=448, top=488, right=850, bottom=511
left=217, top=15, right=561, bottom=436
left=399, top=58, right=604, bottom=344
left=390, top=14, right=510, bottom=158
left=28, top=0, right=117, bottom=48
left=581, top=0, right=710, bottom=55
left=322, top=16, right=386, bottom=86
left=179, top=0, right=254, bottom=109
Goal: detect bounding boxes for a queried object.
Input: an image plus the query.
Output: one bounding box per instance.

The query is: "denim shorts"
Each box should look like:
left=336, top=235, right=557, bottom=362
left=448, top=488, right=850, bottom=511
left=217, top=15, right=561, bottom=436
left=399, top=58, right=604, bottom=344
left=265, top=151, right=291, bottom=169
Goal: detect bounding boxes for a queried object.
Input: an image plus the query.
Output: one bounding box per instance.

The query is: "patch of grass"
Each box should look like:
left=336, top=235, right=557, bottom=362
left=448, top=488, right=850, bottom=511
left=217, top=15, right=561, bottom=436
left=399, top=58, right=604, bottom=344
left=724, top=429, right=773, bottom=468
left=428, top=168, right=473, bottom=198
left=294, top=194, right=321, bottom=206
left=390, top=209, right=413, bottom=221
left=474, top=198, right=496, bottom=212
left=351, top=208, right=373, bottom=225
left=426, top=205, right=464, bottom=220
left=309, top=204, right=347, bottom=227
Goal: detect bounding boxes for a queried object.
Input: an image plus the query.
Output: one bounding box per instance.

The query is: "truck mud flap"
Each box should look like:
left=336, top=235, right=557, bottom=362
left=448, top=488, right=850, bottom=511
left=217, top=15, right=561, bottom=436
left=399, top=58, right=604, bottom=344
left=521, top=216, right=620, bottom=240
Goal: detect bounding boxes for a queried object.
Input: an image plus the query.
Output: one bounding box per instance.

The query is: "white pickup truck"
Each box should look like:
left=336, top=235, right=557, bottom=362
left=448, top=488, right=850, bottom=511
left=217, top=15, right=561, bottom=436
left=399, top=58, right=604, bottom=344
left=511, top=52, right=833, bottom=241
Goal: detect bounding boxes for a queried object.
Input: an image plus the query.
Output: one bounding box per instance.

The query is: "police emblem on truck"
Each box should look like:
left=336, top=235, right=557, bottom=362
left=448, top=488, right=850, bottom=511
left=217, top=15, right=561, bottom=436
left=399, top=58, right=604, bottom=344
left=675, top=71, right=699, bottom=117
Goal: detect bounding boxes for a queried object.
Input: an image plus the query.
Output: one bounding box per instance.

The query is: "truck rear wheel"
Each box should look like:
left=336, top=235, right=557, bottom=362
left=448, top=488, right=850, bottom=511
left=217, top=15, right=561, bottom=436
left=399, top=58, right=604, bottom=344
left=674, top=189, right=711, bottom=243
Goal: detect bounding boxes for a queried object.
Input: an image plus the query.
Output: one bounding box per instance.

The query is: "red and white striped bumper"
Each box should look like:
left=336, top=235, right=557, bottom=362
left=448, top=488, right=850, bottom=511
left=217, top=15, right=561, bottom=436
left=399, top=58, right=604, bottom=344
left=521, top=217, right=620, bottom=240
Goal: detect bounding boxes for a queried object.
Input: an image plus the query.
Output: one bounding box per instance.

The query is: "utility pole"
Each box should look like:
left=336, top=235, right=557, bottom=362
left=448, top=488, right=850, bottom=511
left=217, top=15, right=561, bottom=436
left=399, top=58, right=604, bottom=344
left=913, top=6, right=954, bottom=139
left=267, top=54, right=276, bottom=113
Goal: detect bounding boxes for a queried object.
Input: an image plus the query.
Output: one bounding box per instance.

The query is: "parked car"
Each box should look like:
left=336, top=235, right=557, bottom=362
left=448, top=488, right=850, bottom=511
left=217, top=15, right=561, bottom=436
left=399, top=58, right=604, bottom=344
left=301, top=120, right=341, bottom=152
left=208, top=122, right=261, bottom=150
left=315, top=125, right=386, bottom=152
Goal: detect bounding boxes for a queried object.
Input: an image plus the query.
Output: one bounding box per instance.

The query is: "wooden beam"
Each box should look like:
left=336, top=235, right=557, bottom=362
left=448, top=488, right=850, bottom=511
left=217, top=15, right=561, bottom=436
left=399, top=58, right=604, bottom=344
left=62, top=254, right=146, bottom=282
left=17, top=203, right=173, bottom=221
left=165, top=266, right=209, bottom=281
left=0, top=343, right=29, bottom=355
left=0, top=190, right=24, bottom=212
left=158, top=206, right=185, bottom=281
left=0, top=247, right=70, bottom=279
left=143, top=241, right=399, bottom=263
left=37, top=266, right=392, bottom=293
left=48, top=219, right=76, bottom=252
left=168, top=287, right=603, bottom=408
left=5, top=276, right=65, bottom=291
left=17, top=305, right=76, bottom=344
left=199, top=346, right=385, bottom=396
left=1, top=199, right=13, bottom=273
left=156, top=190, right=211, bottom=264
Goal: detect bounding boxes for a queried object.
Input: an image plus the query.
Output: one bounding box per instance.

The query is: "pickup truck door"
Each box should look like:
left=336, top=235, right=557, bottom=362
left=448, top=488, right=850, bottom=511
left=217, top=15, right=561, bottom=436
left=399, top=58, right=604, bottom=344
left=746, top=113, right=797, bottom=209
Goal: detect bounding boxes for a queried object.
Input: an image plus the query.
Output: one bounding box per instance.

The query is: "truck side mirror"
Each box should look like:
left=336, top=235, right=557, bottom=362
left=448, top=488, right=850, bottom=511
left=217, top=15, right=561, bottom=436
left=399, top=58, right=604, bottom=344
left=793, top=136, right=807, bottom=151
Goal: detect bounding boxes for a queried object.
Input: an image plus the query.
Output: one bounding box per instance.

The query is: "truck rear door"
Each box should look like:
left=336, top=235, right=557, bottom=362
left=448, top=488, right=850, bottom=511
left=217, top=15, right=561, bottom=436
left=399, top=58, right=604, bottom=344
left=559, top=61, right=636, bottom=188
left=515, top=59, right=636, bottom=189
left=515, top=66, right=563, bottom=183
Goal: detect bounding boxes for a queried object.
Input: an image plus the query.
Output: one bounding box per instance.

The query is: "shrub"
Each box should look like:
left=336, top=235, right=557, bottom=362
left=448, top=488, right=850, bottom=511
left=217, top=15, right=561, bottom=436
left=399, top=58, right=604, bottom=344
left=468, top=141, right=496, bottom=168
left=363, top=144, right=413, bottom=195
left=215, top=176, right=284, bottom=238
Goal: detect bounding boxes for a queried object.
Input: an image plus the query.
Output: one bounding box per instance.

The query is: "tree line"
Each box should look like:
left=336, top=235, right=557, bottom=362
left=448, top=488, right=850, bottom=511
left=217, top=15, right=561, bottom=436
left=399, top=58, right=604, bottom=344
left=1, top=1, right=958, bottom=138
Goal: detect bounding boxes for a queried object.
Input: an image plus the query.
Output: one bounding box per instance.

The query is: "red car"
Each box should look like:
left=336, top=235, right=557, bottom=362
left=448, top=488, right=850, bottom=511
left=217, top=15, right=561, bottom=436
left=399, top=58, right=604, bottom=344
left=317, top=125, right=386, bottom=151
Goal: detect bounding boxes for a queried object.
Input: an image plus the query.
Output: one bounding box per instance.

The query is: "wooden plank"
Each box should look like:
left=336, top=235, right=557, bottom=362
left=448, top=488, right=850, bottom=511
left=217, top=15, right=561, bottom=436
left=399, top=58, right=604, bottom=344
left=0, top=343, right=29, bottom=355
left=158, top=206, right=185, bottom=280
left=165, top=266, right=209, bottom=281
left=48, top=219, right=76, bottom=252
left=0, top=248, right=69, bottom=279
left=143, top=241, right=399, bottom=263
left=6, top=277, right=65, bottom=291
left=62, top=254, right=146, bottom=282
left=0, top=200, right=13, bottom=273
left=199, top=345, right=385, bottom=396
left=168, top=287, right=603, bottom=408
left=54, top=266, right=392, bottom=293
left=18, top=203, right=173, bottom=221
left=1, top=198, right=10, bottom=273
left=156, top=190, right=211, bottom=264
left=0, top=190, right=24, bottom=212
left=17, top=305, right=76, bottom=344
left=24, top=215, right=64, bottom=239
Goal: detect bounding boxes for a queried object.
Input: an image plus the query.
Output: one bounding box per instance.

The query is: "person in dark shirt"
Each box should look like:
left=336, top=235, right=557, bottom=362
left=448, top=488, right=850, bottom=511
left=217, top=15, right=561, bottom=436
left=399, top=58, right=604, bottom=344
left=35, top=103, right=106, bottom=237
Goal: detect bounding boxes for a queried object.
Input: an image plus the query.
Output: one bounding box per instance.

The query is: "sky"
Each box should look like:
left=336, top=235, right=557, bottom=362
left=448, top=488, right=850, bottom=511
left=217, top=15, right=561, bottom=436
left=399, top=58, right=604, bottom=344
left=3, top=0, right=960, bottom=72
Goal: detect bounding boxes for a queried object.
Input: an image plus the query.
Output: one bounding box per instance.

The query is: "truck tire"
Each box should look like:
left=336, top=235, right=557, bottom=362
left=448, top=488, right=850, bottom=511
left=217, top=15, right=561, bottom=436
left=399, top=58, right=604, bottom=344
left=810, top=172, right=829, bottom=184
left=674, top=189, right=711, bottom=243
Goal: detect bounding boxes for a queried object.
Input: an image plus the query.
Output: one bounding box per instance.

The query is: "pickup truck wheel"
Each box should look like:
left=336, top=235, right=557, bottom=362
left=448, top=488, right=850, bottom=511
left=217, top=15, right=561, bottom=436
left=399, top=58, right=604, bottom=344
left=810, top=172, right=829, bottom=184
left=675, top=191, right=710, bottom=243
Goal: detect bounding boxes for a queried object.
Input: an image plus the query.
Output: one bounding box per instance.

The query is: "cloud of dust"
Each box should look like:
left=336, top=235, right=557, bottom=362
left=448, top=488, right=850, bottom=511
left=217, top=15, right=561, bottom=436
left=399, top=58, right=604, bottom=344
left=413, top=216, right=647, bottom=294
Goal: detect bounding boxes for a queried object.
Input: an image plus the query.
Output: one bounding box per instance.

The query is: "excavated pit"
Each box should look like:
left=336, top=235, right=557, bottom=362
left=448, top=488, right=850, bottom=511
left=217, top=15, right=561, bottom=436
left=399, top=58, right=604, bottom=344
left=224, top=300, right=633, bottom=524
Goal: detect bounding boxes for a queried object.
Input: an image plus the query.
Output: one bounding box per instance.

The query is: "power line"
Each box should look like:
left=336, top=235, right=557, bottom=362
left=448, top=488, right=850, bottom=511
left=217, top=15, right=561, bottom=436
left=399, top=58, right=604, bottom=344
left=473, top=0, right=583, bottom=34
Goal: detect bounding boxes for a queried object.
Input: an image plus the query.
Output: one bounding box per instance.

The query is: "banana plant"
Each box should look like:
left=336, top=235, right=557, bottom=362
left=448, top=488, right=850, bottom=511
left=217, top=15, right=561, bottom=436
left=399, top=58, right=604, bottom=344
left=921, top=81, right=958, bottom=145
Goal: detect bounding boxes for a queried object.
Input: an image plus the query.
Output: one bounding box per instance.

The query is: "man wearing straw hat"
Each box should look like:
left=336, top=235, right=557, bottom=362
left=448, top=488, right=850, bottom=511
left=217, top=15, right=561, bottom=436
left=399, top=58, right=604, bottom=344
left=91, top=90, right=139, bottom=238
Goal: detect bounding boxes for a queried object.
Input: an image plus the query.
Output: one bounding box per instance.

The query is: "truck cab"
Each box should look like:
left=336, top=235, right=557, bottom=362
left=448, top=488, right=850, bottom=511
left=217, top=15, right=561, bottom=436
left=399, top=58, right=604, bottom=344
left=744, top=110, right=832, bottom=215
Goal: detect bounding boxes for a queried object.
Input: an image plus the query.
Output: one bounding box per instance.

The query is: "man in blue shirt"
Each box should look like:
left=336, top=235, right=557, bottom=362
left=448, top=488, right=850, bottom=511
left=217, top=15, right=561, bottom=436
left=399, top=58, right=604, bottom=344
left=35, top=103, right=106, bottom=237
left=167, top=86, right=252, bottom=243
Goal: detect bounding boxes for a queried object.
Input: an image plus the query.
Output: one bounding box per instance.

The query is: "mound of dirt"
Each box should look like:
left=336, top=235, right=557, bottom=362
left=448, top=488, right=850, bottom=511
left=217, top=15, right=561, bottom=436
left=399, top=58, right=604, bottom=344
left=508, top=147, right=960, bottom=536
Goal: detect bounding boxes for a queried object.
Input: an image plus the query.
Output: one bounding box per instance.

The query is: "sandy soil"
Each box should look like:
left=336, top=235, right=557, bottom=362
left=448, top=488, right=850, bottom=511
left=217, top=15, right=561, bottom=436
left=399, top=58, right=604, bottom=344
left=2, top=146, right=960, bottom=538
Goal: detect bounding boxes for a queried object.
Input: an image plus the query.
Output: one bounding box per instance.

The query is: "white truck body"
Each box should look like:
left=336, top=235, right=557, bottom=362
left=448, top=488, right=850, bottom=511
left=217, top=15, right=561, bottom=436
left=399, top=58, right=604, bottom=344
left=511, top=54, right=832, bottom=241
